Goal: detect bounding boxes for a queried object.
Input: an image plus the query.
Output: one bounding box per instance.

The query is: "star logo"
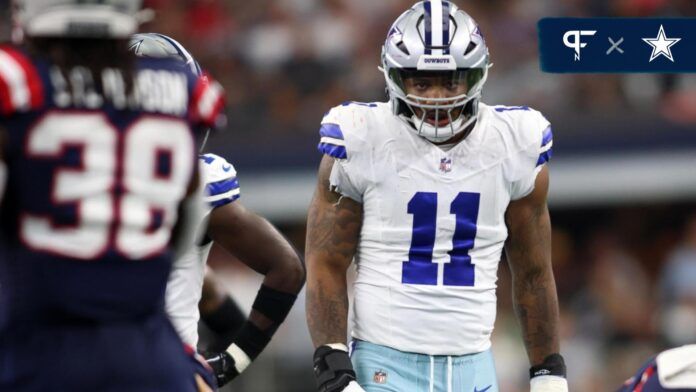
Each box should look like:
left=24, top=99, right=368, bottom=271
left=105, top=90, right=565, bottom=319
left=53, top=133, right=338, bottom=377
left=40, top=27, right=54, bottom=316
left=642, top=25, right=681, bottom=62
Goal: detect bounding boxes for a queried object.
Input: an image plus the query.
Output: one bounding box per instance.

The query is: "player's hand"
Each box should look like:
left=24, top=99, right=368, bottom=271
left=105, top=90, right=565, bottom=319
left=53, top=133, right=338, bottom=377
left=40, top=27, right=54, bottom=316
left=529, top=354, right=568, bottom=392
left=204, top=351, right=240, bottom=387
left=313, top=344, right=364, bottom=392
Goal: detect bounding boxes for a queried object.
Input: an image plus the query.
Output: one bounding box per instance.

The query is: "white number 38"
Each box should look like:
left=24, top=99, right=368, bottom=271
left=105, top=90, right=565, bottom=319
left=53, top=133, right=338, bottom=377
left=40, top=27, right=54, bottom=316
left=21, top=112, right=194, bottom=260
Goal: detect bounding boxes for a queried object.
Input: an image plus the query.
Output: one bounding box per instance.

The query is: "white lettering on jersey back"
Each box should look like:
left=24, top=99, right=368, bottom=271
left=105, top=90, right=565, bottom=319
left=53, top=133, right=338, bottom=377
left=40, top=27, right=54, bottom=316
left=134, top=69, right=187, bottom=115
left=323, top=102, right=549, bottom=355
left=49, top=66, right=187, bottom=115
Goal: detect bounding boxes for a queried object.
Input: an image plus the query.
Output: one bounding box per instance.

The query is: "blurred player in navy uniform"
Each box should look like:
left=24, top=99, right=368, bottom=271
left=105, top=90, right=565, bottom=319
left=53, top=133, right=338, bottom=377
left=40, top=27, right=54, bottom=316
left=130, top=33, right=306, bottom=388
left=617, top=345, right=696, bottom=392
left=0, top=1, right=225, bottom=391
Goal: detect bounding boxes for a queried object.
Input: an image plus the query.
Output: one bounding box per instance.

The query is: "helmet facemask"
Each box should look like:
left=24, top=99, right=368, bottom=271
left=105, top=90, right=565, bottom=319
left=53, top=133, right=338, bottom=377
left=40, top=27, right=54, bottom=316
left=385, top=66, right=488, bottom=143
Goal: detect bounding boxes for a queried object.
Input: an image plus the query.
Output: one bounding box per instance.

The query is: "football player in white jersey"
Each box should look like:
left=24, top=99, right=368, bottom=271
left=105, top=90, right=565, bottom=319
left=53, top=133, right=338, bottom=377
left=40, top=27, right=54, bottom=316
left=306, top=2, right=565, bottom=392
left=130, top=33, right=306, bottom=388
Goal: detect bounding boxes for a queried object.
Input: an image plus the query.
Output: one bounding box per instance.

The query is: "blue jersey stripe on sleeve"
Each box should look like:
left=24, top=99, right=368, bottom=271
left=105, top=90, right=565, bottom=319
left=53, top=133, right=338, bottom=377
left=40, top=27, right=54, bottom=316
left=319, top=123, right=345, bottom=140
left=209, top=192, right=240, bottom=208
left=537, top=148, right=553, bottom=166
left=541, top=126, right=553, bottom=147
left=318, top=142, right=347, bottom=159
left=206, top=177, right=239, bottom=198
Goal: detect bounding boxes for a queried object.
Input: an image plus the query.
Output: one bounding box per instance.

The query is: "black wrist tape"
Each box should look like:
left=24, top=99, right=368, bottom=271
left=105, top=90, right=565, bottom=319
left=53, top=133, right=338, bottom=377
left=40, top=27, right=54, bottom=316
left=234, top=321, right=271, bottom=360
left=529, top=353, right=567, bottom=379
left=201, top=295, right=246, bottom=335
left=251, top=284, right=297, bottom=326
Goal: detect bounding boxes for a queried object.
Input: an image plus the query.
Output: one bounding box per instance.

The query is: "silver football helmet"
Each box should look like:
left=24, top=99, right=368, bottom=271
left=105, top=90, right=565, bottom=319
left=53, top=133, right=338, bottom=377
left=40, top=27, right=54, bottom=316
left=129, top=33, right=212, bottom=151
left=14, top=0, right=142, bottom=38
left=381, top=0, right=490, bottom=143
left=129, top=33, right=203, bottom=76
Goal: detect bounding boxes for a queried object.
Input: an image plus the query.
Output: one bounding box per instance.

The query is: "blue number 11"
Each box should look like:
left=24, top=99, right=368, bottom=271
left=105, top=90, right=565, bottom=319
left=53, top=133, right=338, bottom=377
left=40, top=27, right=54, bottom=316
left=402, top=192, right=480, bottom=286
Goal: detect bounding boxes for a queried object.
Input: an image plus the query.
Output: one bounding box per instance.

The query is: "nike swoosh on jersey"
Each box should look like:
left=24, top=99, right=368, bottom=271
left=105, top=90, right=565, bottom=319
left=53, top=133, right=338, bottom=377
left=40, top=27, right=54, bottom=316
left=222, top=164, right=232, bottom=172
left=474, top=385, right=492, bottom=392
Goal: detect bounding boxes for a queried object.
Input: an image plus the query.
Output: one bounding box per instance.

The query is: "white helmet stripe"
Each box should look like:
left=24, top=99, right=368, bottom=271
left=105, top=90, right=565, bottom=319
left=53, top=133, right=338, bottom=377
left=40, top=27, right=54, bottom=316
left=442, top=1, right=450, bottom=54
left=429, top=0, right=444, bottom=55
left=155, top=33, right=201, bottom=76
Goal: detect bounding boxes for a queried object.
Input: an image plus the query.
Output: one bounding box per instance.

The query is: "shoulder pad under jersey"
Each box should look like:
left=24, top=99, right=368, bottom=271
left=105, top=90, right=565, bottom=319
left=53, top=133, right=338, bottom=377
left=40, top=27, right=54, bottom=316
left=317, top=101, right=379, bottom=161
left=199, top=153, right=239, bottom=208
left=492, top=105, right=552, bottom=167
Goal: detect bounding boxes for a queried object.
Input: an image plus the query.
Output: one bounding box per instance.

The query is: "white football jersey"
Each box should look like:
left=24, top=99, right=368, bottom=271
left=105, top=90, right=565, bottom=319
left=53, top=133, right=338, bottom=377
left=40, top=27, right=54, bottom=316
left=165, top=153, right=240, bottom=347
left=318, top=102, right=552, bottom=355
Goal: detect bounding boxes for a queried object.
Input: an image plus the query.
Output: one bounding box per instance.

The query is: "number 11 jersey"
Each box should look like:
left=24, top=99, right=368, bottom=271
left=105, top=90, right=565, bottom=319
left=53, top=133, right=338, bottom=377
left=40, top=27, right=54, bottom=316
left=318, top=101, right=552, bottom=355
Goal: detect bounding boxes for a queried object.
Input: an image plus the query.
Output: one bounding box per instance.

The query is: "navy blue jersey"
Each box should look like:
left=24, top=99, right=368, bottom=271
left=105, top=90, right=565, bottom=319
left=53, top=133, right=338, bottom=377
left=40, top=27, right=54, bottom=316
left=617, top=345, right=696, bottom=392
left=0, top=44, right=226, bottom=328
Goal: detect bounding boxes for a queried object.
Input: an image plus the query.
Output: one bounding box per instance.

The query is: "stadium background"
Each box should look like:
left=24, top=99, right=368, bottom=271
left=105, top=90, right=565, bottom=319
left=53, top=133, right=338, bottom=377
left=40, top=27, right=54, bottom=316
left=2, top=0, right=696, bottom=390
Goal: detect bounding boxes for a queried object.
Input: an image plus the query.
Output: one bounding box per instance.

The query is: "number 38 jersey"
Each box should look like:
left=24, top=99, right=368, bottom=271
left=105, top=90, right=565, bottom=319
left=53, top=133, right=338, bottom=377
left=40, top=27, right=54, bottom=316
left=318, top=102, right=552, bottom=355
left=0, top=44, right=225, bottom=327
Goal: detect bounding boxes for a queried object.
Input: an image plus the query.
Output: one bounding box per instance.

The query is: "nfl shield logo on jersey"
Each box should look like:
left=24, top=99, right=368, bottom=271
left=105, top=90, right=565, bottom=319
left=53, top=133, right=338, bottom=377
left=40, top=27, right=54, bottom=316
left=373, top=370, right=388, bottom=384
left=439, top=157, right=452, bottom=173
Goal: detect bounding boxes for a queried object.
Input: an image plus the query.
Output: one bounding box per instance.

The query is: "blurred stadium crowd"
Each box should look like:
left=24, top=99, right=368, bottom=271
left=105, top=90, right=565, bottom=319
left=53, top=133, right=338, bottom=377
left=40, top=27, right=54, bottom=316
left=493, top=206, right=696, bottom=390
left=141, top=0, right=696, bottom=169
left=2, top=0, right=696, bottom=391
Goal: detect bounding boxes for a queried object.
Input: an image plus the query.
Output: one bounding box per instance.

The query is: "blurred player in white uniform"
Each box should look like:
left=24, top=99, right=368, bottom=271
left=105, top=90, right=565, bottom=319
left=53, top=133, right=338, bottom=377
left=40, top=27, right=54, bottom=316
left=165, top=152, right=240, bottom=347
left=130, top=33, right=306, bottom=389
left=306, top=2, right=566, bottom=392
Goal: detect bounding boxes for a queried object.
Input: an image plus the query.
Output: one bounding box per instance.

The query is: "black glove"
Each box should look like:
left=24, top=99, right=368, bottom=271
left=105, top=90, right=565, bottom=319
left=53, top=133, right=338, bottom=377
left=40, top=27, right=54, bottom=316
left=204, top=351, right=240, bottom=388
left=313, top=344, right=358, bottom=392
left=204, top=322, right=270, bottom=388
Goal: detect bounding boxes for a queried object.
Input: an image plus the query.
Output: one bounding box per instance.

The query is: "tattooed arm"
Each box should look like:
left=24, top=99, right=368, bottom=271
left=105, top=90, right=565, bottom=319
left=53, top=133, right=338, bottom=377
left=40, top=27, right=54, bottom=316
left=306, top=155, right=363, bottom=347
left=306, top=156, right=365, bottom=392
left=504, top=166, right=562, bottom=368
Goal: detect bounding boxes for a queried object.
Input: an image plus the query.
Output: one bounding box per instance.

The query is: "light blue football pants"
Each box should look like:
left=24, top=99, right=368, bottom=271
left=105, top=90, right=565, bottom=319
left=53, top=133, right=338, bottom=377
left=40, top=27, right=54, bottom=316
left=350, top=340, right=499, bottom=392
